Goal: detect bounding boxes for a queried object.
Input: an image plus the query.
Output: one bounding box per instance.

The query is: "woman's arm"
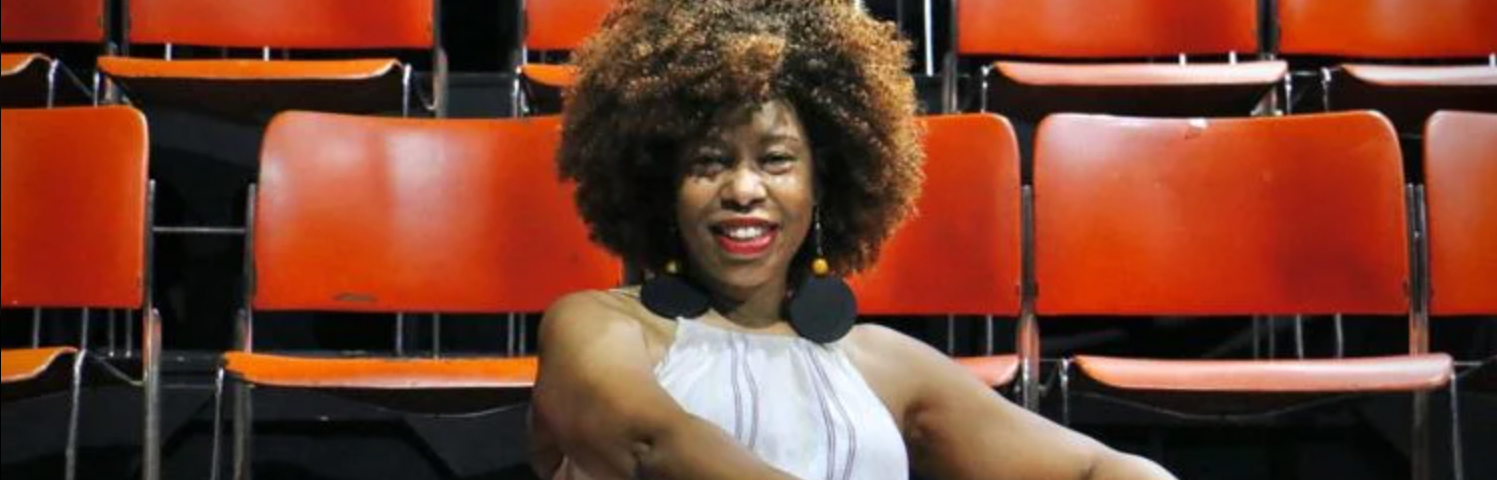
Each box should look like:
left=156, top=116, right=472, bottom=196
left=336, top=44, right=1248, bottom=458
left=531, top=291, right=799, bottom=480
left=847, top=325, right=1177, bottom=480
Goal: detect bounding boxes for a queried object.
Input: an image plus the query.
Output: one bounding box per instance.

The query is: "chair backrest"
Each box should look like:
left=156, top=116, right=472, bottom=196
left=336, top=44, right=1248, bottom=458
left=1424, top=111, right=1497, bottom=315
left=0, top=0, right=105, bottom=44
left=1, top=107, right=149, bottom=309
left=850, top=114, right=1022, bottom=316
left=1034, top=112, right=1409, bottom=316
left=127, top=0, right=433, bottom=50
left=254, top=112, right=620, bottom=314
left=524, top=0, right=614, bottom=52
left=957, top=0, right=1260, bottom=58
left=1278, top=0, right=1497, bottom=59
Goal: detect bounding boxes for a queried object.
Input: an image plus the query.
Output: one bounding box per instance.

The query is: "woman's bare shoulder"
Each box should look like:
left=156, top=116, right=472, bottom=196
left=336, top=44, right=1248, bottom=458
left=840, top=324, right=942, bottom=430
left=541, top=288, right=675, bottom=362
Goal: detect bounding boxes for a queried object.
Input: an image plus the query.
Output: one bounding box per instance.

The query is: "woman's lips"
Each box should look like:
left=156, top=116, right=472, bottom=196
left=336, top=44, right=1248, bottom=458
left=711, top=219, right=779, bottom=257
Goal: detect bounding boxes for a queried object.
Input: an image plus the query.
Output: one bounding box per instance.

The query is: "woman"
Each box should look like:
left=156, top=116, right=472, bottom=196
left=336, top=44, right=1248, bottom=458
left=531, top=1, right=1178, bottom=479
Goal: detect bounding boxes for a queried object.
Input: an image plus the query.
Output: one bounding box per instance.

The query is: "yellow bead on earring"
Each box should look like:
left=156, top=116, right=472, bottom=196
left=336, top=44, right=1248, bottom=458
left=810, top=206, right=831, bottom=277
left=665, top=260, right=680, bottom=275
left=812, top=258, right=830, bottom=277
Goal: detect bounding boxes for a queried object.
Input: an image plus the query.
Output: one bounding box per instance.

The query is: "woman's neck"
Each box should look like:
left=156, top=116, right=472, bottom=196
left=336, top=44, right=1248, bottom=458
left=698, top=276, right=789, bottom=330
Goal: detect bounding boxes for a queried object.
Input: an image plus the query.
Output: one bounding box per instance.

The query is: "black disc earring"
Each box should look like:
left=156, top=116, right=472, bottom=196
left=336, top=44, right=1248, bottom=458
left=786, top=208, right=857, bottom=343
left=640, top=259, right=711, bottom=320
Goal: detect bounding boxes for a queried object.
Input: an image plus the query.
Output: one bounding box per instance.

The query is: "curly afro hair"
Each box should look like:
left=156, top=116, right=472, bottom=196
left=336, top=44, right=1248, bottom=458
left=557, top=0, right=924, bottom=276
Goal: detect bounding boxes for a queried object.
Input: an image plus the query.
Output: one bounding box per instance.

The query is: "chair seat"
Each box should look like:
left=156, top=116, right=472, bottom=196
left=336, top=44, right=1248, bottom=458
left=955, top=355, right=1020, bottom=387
left=1330, top=65, right=1497, bottom=133
left=521, top=64, right=577, bottom=89
left=1, top=53, right=49, bottom=77
left=98, top=57, right=401, bottom=81
left=995, top=60, right=1287, bottom=87
left=1, top=347, right=78, bottom=384
left=1343, top=64, right=1497, bottom=87
left=97, top=57, right=409, bottom=120
left=1074, top=353, right=1453, bottom=393
left=223, top=352, right=537, bottom=389
left=985, top=61, right=1283, bottom=121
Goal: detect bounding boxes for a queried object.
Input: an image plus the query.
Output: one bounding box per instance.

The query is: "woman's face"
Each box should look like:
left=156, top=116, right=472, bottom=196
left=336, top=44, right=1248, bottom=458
left=675, top=99, right=816, bottom=301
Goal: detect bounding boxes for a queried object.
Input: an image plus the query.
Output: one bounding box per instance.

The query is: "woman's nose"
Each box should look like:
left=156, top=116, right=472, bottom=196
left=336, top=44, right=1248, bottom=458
left=721, top=164, right=767, bottom=209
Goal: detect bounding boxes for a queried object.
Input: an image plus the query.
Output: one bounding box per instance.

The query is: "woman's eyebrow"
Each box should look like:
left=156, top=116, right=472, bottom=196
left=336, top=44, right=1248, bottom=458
left=760, top=133, right=806, bottom=148
left=687, top=138, right=730, bottom=152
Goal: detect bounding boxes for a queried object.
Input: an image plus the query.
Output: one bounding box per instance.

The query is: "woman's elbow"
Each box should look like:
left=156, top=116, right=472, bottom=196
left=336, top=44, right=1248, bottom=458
left=1087, top=451, right=1177, bottom=480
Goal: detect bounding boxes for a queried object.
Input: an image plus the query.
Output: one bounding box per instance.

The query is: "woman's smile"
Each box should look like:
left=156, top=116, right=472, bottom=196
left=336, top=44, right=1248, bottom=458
left=711, top=217, right=780, bottom=257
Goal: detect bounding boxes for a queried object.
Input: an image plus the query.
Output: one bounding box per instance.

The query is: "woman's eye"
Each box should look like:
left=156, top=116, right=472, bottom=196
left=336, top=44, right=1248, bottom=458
left=762, top=153, right=796, bottom=172
left=689, top=155, right=728, bottom=176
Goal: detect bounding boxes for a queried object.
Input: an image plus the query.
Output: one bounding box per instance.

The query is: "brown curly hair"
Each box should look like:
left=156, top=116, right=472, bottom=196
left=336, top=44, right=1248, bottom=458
left=557, top=0, right=924, bottom=276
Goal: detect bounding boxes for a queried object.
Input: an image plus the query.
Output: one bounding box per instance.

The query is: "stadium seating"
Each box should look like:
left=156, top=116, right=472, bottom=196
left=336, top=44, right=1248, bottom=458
left=214, top=112, right=620, bottom=478
left=513, top=0, right=613, bottom=115
left=1277, top=0, right=1497, bottom=133
left=97, top=0, right=446, bottom=120
left=944, top=0, right=1285, bottom=119
left=1, top=106, right=159, bottom=480
left=849, top=113, right=1030, bottom=405
left=1034, top=110, right=1452, bottom=477
left=0, top=0, right=108, bottom=107
left=2, top=1, right=1493, bottom=477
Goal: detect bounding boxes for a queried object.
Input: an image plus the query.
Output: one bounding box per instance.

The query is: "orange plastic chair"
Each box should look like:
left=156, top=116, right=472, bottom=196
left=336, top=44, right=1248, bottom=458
left=945, top=0, right=1286, bottom=118
left=2, top=106, right=160, bottom=480
left=513, top=0, right=614, bottom=115
left=1034, top=111, right=1452, bottom=479
left=1424, top=110, right=1497, bottom=478
left=97, top=0, right=447, bottom=119
left=1424, top=111, right=1497, bottom=318
left=1278, top=0, right=1497, bottom=132
left=0, top=0, right=108, bottom=107
left=849, top=114, right=1031, bottom=404
left=214, top=112, right=621, bottom=478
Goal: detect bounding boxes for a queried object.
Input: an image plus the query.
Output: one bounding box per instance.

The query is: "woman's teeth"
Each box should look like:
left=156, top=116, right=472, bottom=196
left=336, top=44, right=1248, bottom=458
left=724, top=226, right=767, bottom=240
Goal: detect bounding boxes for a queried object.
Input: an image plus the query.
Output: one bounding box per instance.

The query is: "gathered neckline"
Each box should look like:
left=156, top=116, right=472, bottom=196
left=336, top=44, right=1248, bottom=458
left=676, top=316, right=808, bottom=343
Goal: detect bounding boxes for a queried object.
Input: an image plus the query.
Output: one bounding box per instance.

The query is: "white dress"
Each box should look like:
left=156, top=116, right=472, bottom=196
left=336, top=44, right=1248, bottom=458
left=557, top=314, right=909, bottom=480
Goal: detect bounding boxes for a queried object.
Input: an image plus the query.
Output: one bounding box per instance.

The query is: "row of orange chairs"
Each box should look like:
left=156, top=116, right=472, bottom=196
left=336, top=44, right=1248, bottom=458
left=0, top=0, right=605, bottom=117
left=943, top=0, right=1495, bottom=130
left=3, top=106, right=1493, bottom=478
left=4, top=1, right=1492, bottom=125
left=2, top=0, right=442, bottom=117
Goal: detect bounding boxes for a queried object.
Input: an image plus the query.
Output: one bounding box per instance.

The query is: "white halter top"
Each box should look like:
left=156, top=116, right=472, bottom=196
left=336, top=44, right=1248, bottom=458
left=557, top=310, right=909, bottom=480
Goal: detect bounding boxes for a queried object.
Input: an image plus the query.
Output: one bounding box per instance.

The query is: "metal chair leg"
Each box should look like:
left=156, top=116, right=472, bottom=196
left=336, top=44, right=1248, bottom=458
left=1333, top=314, right=1345, bottom=358
left=232, top=381, right=253, bottom=480
left=510, top=69, right=522, bottom=117
left=1293, top=315, right=1306, bottom=359
left=64, top=351, right=85, bottom=480
left=210, top=368, right=226, bottom=480
left=31, top=308, right=42, bottom=348
left=107, top=311, right=117, bottom=358
left=1450, top=376, right=1465, bottom=480
left=46, top=59, right=59, bottom=108
left=1060, top=358, right=1073, bottom=426
left=1412, top=390, right=1431, bottom=480
left=1017, top=311, right=1041, bottom=412
left=143, top=310, right=162, bottom=480
left=400, top=64, right=413, bottom=118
